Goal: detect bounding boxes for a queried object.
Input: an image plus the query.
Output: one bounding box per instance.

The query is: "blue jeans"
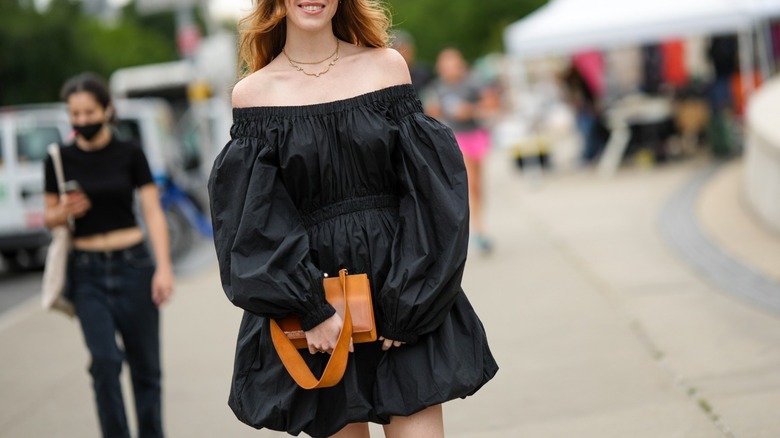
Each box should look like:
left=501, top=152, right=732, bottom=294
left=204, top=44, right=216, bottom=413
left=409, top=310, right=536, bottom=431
left=69, top=242, right=163, bottom=438
left=576, top=111, right=603, bottom=163
left=709, top=76, right=733, bottom=113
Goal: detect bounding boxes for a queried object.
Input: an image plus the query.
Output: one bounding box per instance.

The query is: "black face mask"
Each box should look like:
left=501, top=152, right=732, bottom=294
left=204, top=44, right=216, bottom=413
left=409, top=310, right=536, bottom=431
left=73, top=121, right=104, bottom=141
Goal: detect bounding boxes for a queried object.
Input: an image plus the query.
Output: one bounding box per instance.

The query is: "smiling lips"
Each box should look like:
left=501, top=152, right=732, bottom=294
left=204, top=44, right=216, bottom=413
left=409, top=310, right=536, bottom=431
left=300, top=3, right=325, bottom=12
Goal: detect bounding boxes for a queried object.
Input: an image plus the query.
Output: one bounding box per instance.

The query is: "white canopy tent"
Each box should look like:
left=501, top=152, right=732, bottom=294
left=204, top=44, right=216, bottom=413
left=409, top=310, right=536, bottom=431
left=502, top=0, right=780, bottom=176
left=504, top=0, right=761, bottom=60
left=750, top=0, right=780, bottom=18
left=503, top=0, right=780, bottom=91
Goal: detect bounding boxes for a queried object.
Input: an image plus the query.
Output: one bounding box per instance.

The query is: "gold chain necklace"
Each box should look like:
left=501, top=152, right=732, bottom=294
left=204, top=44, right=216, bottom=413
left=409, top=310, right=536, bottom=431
left=283, top=40, right=340, bottom=78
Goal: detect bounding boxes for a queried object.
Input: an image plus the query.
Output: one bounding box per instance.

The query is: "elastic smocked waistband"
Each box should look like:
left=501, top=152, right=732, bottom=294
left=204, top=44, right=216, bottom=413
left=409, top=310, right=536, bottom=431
left=71, top=242, right=149, bottom=261
left=300, top=194, right=399, bottom=228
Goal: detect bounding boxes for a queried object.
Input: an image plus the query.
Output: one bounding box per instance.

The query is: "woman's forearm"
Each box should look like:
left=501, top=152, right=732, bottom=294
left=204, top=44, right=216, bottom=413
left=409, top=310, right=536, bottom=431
left=139, top=185, right=172, bottom=270
left=44, top=206, right=68, bottom=229
left=44, top=194, right=69, bottom=229
left=146, top=207, right=172, bottom=270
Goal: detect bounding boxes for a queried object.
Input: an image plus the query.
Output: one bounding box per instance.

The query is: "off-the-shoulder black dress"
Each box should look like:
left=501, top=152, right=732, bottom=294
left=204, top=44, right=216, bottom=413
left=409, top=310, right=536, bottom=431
left=208, top=84, right=498, bottom=437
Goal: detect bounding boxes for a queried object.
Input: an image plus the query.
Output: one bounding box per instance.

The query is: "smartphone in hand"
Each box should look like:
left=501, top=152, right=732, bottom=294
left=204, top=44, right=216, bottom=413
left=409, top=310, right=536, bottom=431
left=63, top=180, right=83, bottom=194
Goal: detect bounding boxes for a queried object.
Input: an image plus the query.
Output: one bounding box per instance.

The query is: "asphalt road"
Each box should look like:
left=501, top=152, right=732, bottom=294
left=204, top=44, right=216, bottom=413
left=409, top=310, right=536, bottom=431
left=0, top=267, right=41, bottom=318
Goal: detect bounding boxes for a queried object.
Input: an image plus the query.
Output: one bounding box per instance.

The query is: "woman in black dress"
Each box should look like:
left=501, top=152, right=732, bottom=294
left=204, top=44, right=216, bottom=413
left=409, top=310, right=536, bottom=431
left=208, top=1, right=498, bottom=437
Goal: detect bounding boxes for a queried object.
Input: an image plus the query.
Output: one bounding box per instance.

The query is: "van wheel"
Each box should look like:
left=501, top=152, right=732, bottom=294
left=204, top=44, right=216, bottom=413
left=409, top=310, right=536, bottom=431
left=1, top=249, right=42, bottom=272
left=1, top=251, right=24, bottom=272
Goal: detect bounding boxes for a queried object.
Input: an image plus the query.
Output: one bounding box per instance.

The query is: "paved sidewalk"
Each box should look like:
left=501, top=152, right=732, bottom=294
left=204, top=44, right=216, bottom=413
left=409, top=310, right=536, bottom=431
left=698, top=159, right=780, bottom=282
left=1, top=153, right=779, bottom=437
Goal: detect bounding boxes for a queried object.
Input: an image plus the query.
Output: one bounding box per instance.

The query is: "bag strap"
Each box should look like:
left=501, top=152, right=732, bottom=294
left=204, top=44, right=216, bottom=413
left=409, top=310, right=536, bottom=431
left=47, top=143, right=74, bottom=231
left=47, top=143, right=66, bottom=196
left=270, top=269, right=353, bottom=389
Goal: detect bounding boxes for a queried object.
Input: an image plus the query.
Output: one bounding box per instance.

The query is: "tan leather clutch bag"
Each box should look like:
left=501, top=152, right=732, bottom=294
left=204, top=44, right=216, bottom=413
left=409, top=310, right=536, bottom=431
left=270, top=269, right=377, bottom=389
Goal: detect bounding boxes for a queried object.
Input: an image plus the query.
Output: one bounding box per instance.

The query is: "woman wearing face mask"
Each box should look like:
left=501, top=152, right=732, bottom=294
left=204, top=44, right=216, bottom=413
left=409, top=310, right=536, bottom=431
left=43, top=72, right=174, bottom=438
left=208, top=1, right=497, bottom=437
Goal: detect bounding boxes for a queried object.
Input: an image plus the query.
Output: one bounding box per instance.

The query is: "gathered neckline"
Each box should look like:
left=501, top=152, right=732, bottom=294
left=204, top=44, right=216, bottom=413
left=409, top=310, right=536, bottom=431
left=232, top=84, right=416, bottom=118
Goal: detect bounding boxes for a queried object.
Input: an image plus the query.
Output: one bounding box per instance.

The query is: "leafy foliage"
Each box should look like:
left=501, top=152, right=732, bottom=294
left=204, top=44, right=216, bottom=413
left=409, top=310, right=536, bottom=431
left=0, top=0, right=178, bottom=105
left=389, top=0, right=547, bottom=63
left=0, top=0, right=547, bottom=105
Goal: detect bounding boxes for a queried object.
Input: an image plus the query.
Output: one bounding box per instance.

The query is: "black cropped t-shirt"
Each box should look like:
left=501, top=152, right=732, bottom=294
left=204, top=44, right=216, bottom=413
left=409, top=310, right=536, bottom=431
left=44, top=137, right=154, bottom=238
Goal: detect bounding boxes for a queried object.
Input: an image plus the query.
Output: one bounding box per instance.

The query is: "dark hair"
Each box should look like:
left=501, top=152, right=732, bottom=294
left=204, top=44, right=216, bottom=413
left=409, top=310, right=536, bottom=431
left=60, top=72, right=116, bottom=123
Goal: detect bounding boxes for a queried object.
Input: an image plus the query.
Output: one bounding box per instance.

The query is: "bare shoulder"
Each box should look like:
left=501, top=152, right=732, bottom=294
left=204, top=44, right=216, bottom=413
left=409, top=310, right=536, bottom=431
left=231, top=73, right=259, bottom=108
left=347, top=46, right=411, bottom=89
left=231, top=68, right=283, bottom=108
left=371, top=48, right=412, bottom=87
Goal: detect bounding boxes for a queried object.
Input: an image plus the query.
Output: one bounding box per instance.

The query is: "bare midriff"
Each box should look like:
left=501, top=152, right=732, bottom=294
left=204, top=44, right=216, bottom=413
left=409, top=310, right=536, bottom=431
left=73, top=226, right=145, bottom=252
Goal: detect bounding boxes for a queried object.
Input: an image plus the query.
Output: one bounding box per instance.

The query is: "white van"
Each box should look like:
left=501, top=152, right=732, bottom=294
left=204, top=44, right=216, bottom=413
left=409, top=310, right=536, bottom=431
left=0, top=98, right=205, bottom=270
left=0, top=105, right=72, bottom=270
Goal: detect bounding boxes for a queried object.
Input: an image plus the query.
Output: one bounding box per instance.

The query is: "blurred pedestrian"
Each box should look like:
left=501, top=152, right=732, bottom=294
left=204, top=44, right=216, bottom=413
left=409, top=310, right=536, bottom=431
left=707, top=34, right=738, bottom=112
left=706, top=34, right=739, bottom=156
left=391, top=29, right=433, bottom=97
left=561, top=61, right=606, bottom=164
left=208, top=1, right=497, bottom=437
left=424, top=47, right=494, bottom=253
left=43, top=72, right=174, bottom=438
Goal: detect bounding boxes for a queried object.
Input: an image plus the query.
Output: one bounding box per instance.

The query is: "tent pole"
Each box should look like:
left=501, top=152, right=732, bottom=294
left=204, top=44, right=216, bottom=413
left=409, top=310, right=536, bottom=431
left=756, top=20, right=776, bottom=77
left=738, top=30, right=755, bottom=106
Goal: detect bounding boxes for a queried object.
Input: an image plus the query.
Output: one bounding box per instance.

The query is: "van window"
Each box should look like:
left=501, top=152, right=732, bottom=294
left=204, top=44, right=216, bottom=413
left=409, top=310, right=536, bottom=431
left=17, top=126, right=61, bottom=162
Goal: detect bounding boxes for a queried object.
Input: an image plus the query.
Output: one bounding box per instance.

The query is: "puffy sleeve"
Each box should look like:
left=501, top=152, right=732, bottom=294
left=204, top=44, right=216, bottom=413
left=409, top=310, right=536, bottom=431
left=208, top=137, right=336, bottom=330
left=379, top=112, right=470, bottom=344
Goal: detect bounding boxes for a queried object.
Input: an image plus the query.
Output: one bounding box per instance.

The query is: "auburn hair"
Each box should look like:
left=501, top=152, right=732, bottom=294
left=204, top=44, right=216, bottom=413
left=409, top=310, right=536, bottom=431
left=237, top=0, right=391, bottom=77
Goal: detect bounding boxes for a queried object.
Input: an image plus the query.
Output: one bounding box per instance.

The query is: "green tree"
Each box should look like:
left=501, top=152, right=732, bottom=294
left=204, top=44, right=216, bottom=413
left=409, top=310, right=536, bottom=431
left=77, top=12, right=178, bottom=77
left=0, top=0, right=179, bottom=106
left=0, top=0, right=545, bottom=105
left=389, top=0, right=547, bottom=63
left=0, top=0, right=84, bottom=104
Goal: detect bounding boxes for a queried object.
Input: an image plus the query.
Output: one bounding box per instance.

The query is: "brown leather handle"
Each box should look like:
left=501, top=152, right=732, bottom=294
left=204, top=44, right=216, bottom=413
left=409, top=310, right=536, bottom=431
left=270, top=269, right=353, bottom=389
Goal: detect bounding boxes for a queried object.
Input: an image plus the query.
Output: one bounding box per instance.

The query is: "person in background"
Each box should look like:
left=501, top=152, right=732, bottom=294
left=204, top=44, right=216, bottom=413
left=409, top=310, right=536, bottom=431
left=561, top=62, right=606, bottom=164
left=707, top=34, right=738, bottom=113
left=424, top=47, right=494, bottom=253
left=208, top=0, right=498, bottom=437
left=706, top=34, right=740, bottom=156
left=43, top=72, right=174, bottom=438
left=391, top=29, right=433, bottom=98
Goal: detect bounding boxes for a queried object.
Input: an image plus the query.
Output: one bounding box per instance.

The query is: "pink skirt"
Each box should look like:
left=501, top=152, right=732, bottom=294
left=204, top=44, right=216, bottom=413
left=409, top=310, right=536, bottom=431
left=454, top=128, right=491, bottom=161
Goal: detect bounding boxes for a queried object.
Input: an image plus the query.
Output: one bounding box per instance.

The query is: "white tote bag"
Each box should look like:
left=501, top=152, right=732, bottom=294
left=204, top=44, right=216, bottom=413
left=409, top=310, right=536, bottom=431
left=41, top=144, right=75, bottom=317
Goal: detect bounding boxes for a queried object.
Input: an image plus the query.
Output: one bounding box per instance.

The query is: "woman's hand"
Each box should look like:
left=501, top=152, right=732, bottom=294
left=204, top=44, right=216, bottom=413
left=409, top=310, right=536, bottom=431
left=379, top=336, right=406, bottom=351
left=305, top=313, right=353, bottom=355
left=60, top=192, right=90, bottom=220
left=44, top=193, right=88, bottom=229
left=151, top=265, right=174, bottom=308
